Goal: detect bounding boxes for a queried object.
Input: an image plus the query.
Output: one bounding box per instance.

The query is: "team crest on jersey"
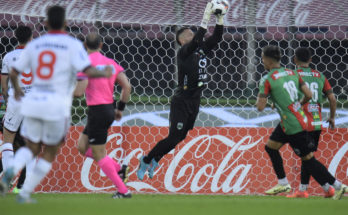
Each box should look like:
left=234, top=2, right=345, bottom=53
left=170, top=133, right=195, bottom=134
left=177, top=122, right=184, bottom=130
left=293, top=148, right=301, bottom=156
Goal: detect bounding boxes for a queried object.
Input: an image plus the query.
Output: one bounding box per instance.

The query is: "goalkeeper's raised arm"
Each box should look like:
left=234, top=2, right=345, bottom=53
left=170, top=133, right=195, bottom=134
left=177, top=1, right=227, bottom=58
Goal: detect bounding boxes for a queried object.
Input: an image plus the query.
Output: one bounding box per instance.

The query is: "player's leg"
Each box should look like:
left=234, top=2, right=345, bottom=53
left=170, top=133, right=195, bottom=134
left=88, top=105, right=130, bottom=198
left=148, top=100, right=199, bottom=179
left=289, top=131, right=347, bottom=200
left=16, top=117, right=69, bottom=203
left=0, top=141, right=41, bottom=196
left=17, top=142, right=59, bottom=203
left=138, top=98, right=189, bottom=180
left=1, top=128, right=16, bottom=171
left=1, top=98, right=23, bottom=171
left=0, top=117, right=42, bottom=196
left=77, top=131, right=91, bottom=157
left=264, top=124, right=291, bottom=195
left=287, top=131, right=319, bottom=198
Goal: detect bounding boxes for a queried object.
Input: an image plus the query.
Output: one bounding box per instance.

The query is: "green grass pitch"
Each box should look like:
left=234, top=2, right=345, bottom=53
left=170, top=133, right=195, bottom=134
left=0, top=193, right=347, bottom=215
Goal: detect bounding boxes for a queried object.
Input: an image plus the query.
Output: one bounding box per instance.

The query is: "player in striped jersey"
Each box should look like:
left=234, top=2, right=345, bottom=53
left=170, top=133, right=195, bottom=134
left=257, top=45, right=346, bottom=200
left=286, top=47, right=346, bottom=199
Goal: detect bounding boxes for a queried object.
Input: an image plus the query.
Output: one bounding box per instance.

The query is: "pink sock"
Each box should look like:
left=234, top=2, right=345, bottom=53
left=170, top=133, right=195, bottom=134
left=86, top=148, right=120, bottom=172
left=85, top=148, right=93, bottom=158
left=112, top=159, right=121, bottom=172
left=98, top=156, right=128, bottom=194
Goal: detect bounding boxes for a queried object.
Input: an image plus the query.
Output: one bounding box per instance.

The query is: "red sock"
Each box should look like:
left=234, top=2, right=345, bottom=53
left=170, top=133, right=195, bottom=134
left=98, top=156, right=127, bottom=194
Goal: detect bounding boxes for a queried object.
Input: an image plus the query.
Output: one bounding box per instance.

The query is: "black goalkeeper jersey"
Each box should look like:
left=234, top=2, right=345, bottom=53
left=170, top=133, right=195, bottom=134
left=174, top=25, right=223, bottom=99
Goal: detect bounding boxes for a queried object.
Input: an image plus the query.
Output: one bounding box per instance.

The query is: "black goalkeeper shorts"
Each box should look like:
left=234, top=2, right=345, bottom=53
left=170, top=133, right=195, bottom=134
left=83, top=103, right=114, bottom=145
left=269, top=123, right=315, bottom=157
left=168, top=96, right=200, bottom=137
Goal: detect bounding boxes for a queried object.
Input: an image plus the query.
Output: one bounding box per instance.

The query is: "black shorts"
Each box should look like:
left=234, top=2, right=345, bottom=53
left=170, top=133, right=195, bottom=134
left=168, top=96, right=200, bottom=137
left=309, top=130, right=321, bottom=152
left=83, top=104, right=114, bottom=145
left=269, top=123, right=315, bottom=157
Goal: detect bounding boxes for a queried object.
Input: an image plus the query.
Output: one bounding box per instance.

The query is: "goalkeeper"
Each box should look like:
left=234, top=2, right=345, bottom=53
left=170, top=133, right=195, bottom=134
left=137, top=1, right=226, bottom=180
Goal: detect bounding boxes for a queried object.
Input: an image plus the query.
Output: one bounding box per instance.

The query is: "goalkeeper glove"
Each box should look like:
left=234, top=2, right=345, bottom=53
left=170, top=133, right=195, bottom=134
left=201, top=2, right=213, bottom=29
left=216, top=13, right=225, bottom=25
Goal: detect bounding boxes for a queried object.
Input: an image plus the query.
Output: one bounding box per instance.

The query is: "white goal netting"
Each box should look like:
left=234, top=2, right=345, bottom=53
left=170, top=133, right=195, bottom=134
left=0, top=0, right=347, bottom=195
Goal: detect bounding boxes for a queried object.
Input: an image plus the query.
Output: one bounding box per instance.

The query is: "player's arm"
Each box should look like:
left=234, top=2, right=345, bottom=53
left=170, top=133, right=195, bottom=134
left=74, top=80, right=88, bottom=97
left=10, top=46, right=30, bottom=101
left=299, top=77, right=312, bottom=105
left=326, top=91, right=336, bottom=129
left=114, top=72, right=131, bottom=121
left=1, top=74, right=9, bottom=103
left=9, top=69, right=24, bottom=100
left=203, top=11, right=225, bottom=51
left=82, top=66, right=112, bottom=78
left=256, top=78, right=270, bottom=112
left=73, top=72, right=88, bottom=97
left=1, top=56, right=10, bottom=103
left=323, top=78, right=336, bottom=129
left=179, top=2, right=213, bottom=58
left=256, top=94, right=268, bottom=112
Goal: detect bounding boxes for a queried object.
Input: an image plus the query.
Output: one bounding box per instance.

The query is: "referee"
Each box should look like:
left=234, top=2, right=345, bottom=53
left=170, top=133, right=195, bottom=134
left=74, top=33, right=132, bottom=198
left=137, top=1, right=226, bottom=180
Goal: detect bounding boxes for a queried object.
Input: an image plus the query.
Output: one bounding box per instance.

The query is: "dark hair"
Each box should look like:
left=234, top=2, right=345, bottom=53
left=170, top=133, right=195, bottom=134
left=295, top=47, right=311, bottom=63
left=15, top=26, right=32, bottom=44
left=47, top=5, right=65, bottom=30
left=85, top=33, right=102, bottom=50
left=176, top=27, right=190, bottom=46
left=262, top=45, right=281, bottom=62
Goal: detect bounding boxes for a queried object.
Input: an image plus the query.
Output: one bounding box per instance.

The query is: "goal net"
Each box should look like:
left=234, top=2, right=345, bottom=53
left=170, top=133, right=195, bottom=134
left=0, top=0, right=347, bottom=195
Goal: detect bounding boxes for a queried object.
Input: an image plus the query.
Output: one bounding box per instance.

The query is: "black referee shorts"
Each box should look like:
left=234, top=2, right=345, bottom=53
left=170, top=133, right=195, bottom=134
left=269, top=123, right=315, bottom=157
left=83, top=103, right=115, bottom=145
left=168, top=96, right=200, bottom=138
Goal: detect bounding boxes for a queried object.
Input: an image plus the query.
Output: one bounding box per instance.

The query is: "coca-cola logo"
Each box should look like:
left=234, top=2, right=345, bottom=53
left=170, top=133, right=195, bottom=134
left=13, top=0, right=333, bottom=26
left=80, top=132, right=262, bottom=193
left=328, top=142, right=348, bottom=177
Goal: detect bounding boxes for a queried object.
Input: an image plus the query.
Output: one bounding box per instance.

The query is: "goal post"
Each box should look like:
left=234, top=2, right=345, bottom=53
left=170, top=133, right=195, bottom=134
left=0, top=0, right=347, bottom=195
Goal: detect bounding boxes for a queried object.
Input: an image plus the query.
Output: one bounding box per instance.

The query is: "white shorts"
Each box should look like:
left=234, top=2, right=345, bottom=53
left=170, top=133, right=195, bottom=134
left=20, top=116, right=70, bottom=145
left=3, top=97, right=23, bottom=132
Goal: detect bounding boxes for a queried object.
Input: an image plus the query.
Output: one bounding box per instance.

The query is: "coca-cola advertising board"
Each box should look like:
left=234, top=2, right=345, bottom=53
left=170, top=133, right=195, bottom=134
left=36, top=126, right=348, bottom=195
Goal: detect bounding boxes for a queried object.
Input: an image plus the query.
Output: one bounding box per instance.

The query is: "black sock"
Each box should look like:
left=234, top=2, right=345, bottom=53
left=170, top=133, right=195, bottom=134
left=265, top=145, right=286, bottom=179
left=302, top=157, right=333, bottom=186
left=17, top=167, right=26, bottom=189
left=301, top=162, right=310, bottom=185
left=144, top=136, right=181, bottom=164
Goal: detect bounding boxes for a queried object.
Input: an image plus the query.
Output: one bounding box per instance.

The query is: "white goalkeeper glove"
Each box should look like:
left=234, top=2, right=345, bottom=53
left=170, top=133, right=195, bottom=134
left=201, top=2, right=213, bottom=29
left=216, top=14, right=225, bottom=25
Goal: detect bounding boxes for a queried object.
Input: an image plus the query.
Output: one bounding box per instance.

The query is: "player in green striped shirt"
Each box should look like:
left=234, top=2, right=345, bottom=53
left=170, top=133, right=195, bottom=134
left=286, top=47, right=346, bottom=199
left=256, top=46, right=346, bottom=200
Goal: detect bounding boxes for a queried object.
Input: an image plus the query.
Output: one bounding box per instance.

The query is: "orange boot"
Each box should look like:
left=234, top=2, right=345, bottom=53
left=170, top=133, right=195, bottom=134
left=286, top=190, right=309, bottom=198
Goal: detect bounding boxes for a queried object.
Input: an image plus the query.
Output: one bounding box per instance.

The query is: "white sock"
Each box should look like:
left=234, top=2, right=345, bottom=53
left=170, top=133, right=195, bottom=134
left=1, top=143, right=14, bottom=171
left=299, top=184, right=308, bottom=191
left=322, top=183, right=330, bottom=192
left=278, top=177, right=289, bottom=186
left=333, top=180, right=342, bottom=190
left=11, top=147, right=34, bottom=175
left=25, top=158, right=37, bottom=179
left=19, top=158, right=52, bottom=199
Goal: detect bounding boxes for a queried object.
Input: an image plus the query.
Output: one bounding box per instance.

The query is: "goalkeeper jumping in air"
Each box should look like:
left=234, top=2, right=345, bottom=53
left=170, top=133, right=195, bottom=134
left=137, top=0, right=228, bottom=180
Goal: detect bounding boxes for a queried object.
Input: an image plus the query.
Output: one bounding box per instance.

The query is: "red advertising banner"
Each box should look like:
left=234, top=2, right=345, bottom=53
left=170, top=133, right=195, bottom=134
left=37, top=126, right=348, bottom=196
